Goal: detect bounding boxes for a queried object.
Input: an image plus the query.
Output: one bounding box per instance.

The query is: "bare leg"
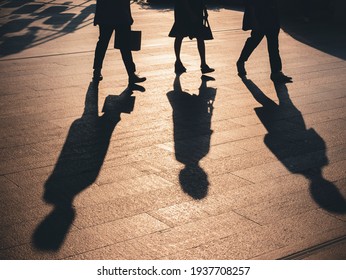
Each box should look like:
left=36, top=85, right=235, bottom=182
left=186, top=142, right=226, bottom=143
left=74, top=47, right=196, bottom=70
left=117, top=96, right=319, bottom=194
left=197, top=38, right=207, bottom=67
left=198, top=38, right=214, bottom=73
left=174, top=36, right=186, bottom=73
left=174, top=37, right=184, bottom=64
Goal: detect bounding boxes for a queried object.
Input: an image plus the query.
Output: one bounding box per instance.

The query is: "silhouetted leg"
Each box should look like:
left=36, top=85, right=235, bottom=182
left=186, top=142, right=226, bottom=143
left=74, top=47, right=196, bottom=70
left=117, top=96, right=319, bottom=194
left=238, top=30, right=264, bottom=62
left=174, top=36, right=183, bottom=64
left=266, top=30, right=282, bottom=74
left=116, top=26, right=146, bottom=85
left=237, top=30, right=264, bottom=76
left=173, top=36, right=186, bottom=74
left=93, top=25, right=113, bottom=71
left=197, top=38, right=206, bottom=66
left=116, top=25, right=136, bottom=77
left=198, top=38, right=214, bottom=74
left=267, top=31, right=292, bottom=83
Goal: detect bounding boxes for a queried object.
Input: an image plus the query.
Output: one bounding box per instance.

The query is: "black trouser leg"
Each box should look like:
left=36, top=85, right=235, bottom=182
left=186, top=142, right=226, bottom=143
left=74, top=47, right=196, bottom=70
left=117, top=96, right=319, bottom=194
left=238, top=30, right=264, bottom=62
left=116, top=25, right=136, bottom=77
left=266, top=30, right=282, bottom=74
left=93, top=25, right=113, bottom=70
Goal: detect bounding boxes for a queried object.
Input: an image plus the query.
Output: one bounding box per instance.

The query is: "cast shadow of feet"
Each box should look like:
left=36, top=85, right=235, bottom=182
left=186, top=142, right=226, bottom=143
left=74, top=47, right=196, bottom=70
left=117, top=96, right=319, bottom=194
left=32, top=82, right=137, bottom=251
left=241, top=77, right=346, bottom=213
left=167, top=75, right=216, bottom=199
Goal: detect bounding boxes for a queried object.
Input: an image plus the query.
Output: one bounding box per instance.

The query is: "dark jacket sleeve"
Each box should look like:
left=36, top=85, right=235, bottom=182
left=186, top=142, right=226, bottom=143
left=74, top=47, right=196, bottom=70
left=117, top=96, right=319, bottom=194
left=253, top=0, right=280, bottom=32
left=94, top=0, right=134, bottom=27
left=242, top=0, right=280, bottom=32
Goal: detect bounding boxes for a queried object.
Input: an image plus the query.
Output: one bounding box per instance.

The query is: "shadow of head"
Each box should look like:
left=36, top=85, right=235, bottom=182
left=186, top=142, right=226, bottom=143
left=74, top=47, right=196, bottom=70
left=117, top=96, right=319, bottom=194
left=308, top=174, right=346, bottom=214
left=32, top=206, right=75, bottom=251
left=179, top=164, right=209, bottom=200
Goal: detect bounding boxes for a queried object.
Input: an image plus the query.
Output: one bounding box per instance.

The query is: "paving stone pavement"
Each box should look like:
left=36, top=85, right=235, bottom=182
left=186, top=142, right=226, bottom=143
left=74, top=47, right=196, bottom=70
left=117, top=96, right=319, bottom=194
left=0, top=0, right=345, bottom=260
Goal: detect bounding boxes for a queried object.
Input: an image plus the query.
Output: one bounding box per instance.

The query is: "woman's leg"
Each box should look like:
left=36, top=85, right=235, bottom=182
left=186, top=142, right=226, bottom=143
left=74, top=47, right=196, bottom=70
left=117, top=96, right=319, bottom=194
left=174, top=36, right=184, bottom=64
left=197, top=38, right=206, bottom=66
left=198, top=38, right=214, bottom=73
left=174, top=36, right=186, bottom=73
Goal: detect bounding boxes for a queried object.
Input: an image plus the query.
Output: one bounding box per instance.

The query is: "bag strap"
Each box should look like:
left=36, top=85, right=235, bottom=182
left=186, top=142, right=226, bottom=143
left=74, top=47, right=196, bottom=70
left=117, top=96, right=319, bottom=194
left=203, top=6, right=209, bottom=26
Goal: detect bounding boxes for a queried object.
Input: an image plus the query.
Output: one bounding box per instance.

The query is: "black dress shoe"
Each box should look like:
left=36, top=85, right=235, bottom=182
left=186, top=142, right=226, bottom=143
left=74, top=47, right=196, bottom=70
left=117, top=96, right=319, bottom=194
left=129, top=73, right=146, bottom=85
left=236, top=60, right=247, bottom=76
left=270, top=72, right=292, bottom=83
left=128, top=84, right=145, bottom=92
left=201, top=64, right=215, bottom=74
left=92, top=70, right=103, bottom=82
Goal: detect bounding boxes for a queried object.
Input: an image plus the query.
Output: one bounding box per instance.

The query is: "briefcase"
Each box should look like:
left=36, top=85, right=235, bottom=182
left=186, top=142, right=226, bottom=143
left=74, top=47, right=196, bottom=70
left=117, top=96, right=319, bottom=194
left=114, top=30, right=141, bottom=51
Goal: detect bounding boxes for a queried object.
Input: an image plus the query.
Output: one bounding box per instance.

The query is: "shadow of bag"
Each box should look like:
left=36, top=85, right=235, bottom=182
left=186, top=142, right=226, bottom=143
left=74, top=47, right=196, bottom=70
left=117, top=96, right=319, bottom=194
left=102, top=94, right=135, bottom=114
left=114, top=30, right=141, bottom=51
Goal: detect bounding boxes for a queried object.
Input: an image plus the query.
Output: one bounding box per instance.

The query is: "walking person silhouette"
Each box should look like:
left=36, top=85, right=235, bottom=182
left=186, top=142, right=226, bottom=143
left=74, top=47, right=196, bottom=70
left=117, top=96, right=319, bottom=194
left=169, top=0, right=214, bottom=74
left=237, top=0, right=292, bottom=83
left=92, top=0, right=146, bottom=86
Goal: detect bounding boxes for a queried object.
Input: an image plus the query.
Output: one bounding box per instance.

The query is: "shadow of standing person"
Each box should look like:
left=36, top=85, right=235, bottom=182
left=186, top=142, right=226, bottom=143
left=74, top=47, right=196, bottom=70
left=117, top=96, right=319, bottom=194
left=167, top=75, right=216, bottom=199
left=33, top=83, right=135, bottom=251
left=241, top=77, right=346, bottom=213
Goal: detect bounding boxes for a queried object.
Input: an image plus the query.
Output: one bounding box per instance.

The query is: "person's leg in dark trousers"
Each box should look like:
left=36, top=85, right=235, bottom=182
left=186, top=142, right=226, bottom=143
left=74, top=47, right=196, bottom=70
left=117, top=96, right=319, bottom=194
left=116, top=25, right=145, bottom=85
left=115, top=25, right=136, bottom=77
left=266, top=29, right=292, bottom=83
left=265, top=30, right=282, bottom=74
left=237, top=30, right=264, bottom=76
left=93, top=25, right=113, bottom=81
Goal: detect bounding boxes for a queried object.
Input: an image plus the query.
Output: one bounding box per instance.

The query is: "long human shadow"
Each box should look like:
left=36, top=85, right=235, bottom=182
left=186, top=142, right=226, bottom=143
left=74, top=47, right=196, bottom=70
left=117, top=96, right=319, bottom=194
left=167, top=75, right=216, bottom=199
left=241, top=77, right=346, bottom=213
left=0, top=1, right=95, bottom=57
left=32, top=82, right=136, bottom=251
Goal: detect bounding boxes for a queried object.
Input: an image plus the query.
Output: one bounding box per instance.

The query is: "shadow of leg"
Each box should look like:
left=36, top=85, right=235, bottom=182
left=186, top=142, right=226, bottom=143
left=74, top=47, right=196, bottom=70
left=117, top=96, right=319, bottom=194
left=308, top=174, right=346, bottom=214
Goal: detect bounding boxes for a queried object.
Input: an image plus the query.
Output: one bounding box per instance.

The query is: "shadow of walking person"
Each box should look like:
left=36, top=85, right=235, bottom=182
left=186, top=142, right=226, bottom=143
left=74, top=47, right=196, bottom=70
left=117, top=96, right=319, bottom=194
left=33, top=82, right=136, bottom=251
left=241, top=77, right=346, bottom=214
left=167, top=75, right=216, bottom=199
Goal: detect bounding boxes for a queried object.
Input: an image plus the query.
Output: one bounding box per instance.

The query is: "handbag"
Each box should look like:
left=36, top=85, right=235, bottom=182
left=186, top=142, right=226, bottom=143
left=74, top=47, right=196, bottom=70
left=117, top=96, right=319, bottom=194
left=114, top=30, right=142, bottom=51
left=202, top=8, right=213, bottom=40
left=202, top=18, right=213, bottom=40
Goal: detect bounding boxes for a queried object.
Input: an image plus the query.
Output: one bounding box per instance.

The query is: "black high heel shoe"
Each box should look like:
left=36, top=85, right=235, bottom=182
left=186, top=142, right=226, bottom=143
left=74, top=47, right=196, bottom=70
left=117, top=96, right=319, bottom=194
left=201, top=64, right=215, bottom=74
left=174, top=62, right=186, bottom=74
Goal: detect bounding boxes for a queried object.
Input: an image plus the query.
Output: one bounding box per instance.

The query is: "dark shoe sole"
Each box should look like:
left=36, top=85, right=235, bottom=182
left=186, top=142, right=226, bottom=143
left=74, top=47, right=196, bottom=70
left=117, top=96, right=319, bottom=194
left=201, top=67, right=215, bottom=74
left=129, top=77, right=146, bottom=85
